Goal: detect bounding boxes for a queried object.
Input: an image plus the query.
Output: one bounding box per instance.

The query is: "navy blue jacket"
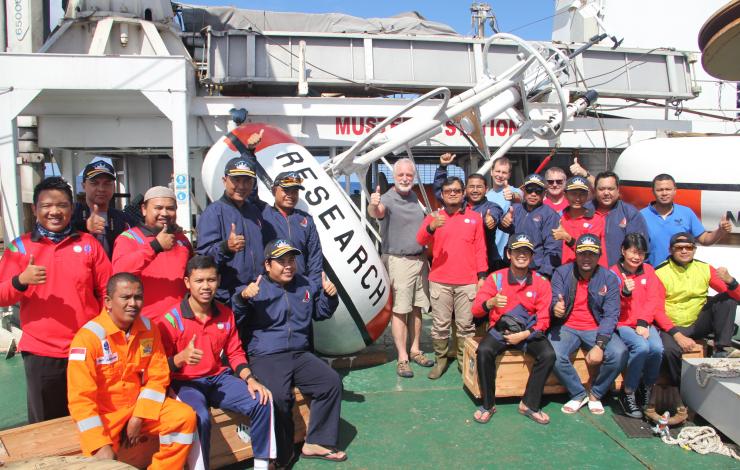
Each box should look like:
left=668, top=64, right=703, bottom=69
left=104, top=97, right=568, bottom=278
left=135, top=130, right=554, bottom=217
left=261, top=205, right=323, bottom=295
left=232, top=273, right=339, bottom=356
left=502, top=202, right=561, bottom=277
left=433, top=165, right=504, bottom=270
left=72, top=203, right=137, bottom=259
left=195, top=195, right=264, bottom=305
left=549, top=263, right=621, bottom=343
left=586, top=200, right=648, bottom=267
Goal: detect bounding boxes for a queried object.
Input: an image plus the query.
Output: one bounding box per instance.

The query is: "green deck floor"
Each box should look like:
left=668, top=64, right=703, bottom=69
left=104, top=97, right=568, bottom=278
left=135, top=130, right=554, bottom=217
left=2, top=353, right=739, bottom=469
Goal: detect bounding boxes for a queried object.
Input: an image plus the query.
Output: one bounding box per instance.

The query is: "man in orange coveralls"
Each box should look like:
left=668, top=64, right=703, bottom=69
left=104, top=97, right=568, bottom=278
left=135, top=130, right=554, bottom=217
left=67, top=272, right=196, bottom=468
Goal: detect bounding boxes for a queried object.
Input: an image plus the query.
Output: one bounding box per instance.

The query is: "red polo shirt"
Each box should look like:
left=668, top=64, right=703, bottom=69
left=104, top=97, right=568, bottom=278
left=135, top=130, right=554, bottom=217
left=560, top=207, right=608, bottom=267
left=156, top=297, right=248, bottom=381
left=416, top=205, right=488, bottom=285
left=112, top=226, right=192, bottom=320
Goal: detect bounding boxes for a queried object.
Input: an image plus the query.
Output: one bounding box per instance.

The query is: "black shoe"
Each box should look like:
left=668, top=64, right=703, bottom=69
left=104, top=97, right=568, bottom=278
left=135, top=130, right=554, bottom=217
left=636, top=383, right=651, bottom=409
left=618, top=391, right=643, bottom=419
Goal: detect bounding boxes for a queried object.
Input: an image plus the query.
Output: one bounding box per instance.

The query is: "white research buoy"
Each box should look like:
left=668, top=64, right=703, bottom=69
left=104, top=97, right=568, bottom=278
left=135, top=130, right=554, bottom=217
left=202, top=123, right=393, bottom=356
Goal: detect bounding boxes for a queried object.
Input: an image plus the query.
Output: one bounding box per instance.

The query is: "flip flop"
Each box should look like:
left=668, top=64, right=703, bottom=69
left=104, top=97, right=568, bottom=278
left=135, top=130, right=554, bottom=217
left=301, top=449, right=348, bottom=462
left=473, top=405, right=496, bottom=424
left=561, top=396, right=588, bottom=414
left=588, top=399, right=605, bottom=415
left=519, top=404, right=550, bottom=425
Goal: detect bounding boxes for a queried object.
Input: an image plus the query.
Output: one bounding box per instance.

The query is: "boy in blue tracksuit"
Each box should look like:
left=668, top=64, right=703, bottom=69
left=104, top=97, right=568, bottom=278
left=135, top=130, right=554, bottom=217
left=261, top=171, right=323, bottom=296
left=231, top=239, right=346, bottom=465
left=548, top=234, right=627, bottom=415
left=499, top=174, right=561, bottom=278
left=195, top=158, right=264, bottom=310
left=586, top=171, right=648, bottom=267
left=434, top=155, right=504, bottom=273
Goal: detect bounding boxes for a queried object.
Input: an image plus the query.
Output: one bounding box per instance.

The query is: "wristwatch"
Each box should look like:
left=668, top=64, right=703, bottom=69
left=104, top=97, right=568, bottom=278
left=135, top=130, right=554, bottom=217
left=595, top=339, right=607, bottom=350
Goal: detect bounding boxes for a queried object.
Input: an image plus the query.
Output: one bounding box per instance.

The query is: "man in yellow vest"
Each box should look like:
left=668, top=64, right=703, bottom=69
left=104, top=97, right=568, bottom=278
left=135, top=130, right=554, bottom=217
left=655, top=232, right=740, bottom=387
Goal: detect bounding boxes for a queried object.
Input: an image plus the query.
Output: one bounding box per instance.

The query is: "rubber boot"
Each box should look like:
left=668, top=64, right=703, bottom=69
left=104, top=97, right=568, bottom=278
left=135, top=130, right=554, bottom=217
left=428, top=339, right=449, bottom=380
left=456, top=336, right=468, bottom=373
left=447, top=322, right=458, bottom=359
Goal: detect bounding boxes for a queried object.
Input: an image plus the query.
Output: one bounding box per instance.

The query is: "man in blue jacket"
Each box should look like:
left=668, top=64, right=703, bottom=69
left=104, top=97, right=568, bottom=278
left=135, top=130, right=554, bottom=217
left=434, top=153, right=504, bottom=273
left=499, top=174, right=561, bottom=278
left=548, top=234, right=627, bottom=415
left=195, top=157, right=264, bottom=310
left=586, top=171, right=649, bottom=267
left=232, top=239, right=345, bottom=465
left=261, top=171, right=323, bottom=296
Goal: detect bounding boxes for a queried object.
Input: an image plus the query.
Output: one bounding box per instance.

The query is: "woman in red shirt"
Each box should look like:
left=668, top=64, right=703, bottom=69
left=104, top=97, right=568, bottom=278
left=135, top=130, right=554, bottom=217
left=610, top=233, right=674, bottom=419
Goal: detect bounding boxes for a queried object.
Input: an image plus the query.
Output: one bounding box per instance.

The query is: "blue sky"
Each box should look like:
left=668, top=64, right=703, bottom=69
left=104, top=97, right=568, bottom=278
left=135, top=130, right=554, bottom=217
left=191, top=1, right=556, bottom=39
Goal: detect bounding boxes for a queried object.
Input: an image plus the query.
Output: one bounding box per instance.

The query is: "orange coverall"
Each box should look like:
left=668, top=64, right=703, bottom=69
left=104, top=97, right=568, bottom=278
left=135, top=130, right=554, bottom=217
left=67, top=311, right=196, bottom=469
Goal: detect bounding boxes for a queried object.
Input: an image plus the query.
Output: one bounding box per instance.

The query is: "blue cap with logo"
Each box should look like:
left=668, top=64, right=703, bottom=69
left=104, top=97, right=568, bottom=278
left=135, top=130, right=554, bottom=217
left=264, top=238, right=302, bottom=259
left=224, top=158, right=256, bottom=178
left=565, top=176, right=590, bottom=192
left=575, top=233, right=601, bottom=254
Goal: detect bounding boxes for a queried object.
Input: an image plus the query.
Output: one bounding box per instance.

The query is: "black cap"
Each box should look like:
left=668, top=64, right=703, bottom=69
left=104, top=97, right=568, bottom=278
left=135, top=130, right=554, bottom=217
left=264, top=239, right=302, bottom=259
left=82, top=161, right=116, bottom=182
left=669, top=232, right=696, bottom=247
left=522, top=174, right=546, bottom=189
left=224, top=158, right=256, bottom=178
left=507, top=233, right=535, bottom=251
left=272, top=171, right=305, bottom=190
left=575, top=233, right=601, bottom=254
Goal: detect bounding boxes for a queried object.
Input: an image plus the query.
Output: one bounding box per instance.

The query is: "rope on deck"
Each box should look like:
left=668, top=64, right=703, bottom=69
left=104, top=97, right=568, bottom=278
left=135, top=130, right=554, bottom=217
left=695, top=359, right=740, bottom=387
left=661, top=426, right=740, bottom=460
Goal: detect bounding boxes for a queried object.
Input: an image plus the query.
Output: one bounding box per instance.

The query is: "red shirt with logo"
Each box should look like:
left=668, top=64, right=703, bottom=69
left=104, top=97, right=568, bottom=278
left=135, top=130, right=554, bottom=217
left=610, top=263, right=675, bottom=331
left=560, top=207, right=608, bottom=267
left=156, top=297, right=248, bottom=381
left=0, top=230, right=111, bottom=357
left=472, top=268, right=552, bottom=333
left=112, top=226, right=192, bottom=320
left=416, top=205, right=488, bottom=285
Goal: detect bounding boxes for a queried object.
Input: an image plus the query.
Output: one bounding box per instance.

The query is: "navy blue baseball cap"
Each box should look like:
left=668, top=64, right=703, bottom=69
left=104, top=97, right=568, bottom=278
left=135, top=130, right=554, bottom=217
left=264, top=239, right=302, bottom=259
left=224, top=158, right=256, bottom=178
left=272, top=171, right=305, bottom=190
left=575, top=233, right=601, bottom=254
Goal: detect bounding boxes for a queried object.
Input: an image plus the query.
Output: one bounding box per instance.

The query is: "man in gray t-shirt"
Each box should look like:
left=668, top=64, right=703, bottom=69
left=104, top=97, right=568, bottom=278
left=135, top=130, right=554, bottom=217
left=369, top=158, right=433, bottom=378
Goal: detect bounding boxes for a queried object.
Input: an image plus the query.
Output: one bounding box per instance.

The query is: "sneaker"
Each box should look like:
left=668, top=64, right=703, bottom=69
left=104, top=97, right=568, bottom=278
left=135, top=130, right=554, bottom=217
left=713, top=346, right=740, bottom=358
left=636, top=383, right=652, bottom=410
left=618, top=391, right=643, bottom=419
left=397, top=360, right=414, bottom=378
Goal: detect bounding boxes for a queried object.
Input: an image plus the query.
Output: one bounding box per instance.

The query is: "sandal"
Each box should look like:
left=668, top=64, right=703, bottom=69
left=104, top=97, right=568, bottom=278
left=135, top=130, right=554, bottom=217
left=473, top=405, right=496, bottom=424
left=561, top=396, right=588, bottom=414
left=396, top=360, right=414, bottom=378
left=587, top=399, right=605, bottom=415
left=519, top=403, right=550, bottom=425
left=301, top=447, right=347, bottom=462
left=410, top=351, right=434, bottom=367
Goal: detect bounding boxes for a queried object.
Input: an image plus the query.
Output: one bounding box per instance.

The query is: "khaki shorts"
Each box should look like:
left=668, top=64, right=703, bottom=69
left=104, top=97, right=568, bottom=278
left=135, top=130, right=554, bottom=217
left=383, top=254, right=430, bottom=314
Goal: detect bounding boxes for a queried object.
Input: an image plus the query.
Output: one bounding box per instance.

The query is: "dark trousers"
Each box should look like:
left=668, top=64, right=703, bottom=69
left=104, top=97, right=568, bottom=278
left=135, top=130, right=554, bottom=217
left=21, top=352, right=69, bottom=423
left=249, top=351, right=343, bottom=465
left=660, top=293, right=737, bottom=386
left=476, top=334, right=556, bottom=411
left=172, top=371, right=275, bottom=469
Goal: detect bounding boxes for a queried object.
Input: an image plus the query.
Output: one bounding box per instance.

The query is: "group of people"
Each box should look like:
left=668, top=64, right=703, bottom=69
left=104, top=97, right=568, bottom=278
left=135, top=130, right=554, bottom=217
left=0, top=131, right=738, bottom=468
left=368, top=153, right=738, bottom=426
left=0, top=131, right=346, bottom=469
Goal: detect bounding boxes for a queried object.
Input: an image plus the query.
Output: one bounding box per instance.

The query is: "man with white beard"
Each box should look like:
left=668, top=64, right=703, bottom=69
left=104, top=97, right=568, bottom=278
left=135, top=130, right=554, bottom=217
left=369, top=158, right=434, bottom=378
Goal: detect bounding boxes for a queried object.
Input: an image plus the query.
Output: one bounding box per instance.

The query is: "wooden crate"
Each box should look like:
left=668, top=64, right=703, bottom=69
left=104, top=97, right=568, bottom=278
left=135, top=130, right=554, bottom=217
left=462, top=336, right=704, bottom=399
left=0, top=390, right=310, bottom=469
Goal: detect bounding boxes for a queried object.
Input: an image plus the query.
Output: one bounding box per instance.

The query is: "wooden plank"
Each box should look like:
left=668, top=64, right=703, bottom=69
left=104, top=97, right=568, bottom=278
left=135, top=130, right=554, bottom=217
left=0, top=390, right=311, bottom=470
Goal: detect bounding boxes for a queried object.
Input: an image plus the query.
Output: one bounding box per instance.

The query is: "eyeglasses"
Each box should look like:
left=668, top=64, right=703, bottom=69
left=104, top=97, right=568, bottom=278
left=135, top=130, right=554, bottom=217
left=546, top=179, right=564, bottom=185
left=524, top=187, right=544, bottom=194
left=442, top=188, right=463, bottom=195
left=672, top=245, right=696, bottom=252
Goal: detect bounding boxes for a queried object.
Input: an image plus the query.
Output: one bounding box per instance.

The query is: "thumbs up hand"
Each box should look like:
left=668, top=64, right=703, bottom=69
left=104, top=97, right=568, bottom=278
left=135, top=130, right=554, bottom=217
left=440, top=153, right=457, bottom=166
left=570, top=156, right=588, bottom=177
left=227, top=222, right=246, bottom=253
left=370, top=185, right=382, bottom=207
left=86, top=204, right=106, bottom=235
left=553, top=293, right=566, bottom=318
left=176, top=335, right=203, bottom=367
left=241, top=275, right=263, bottom=300
left=246, top=128, right=264, bottom=149
left=484, top=208, right=496, bottom=230
left=621, top=273, right=635, bottom=293
left=719, top=213, right=733, bottom=233
left=322, top=272, right=337, bottom=297
left=430, top=210, right=446, bottom=230
left=486, top=292, right=508, bottom=310
left=551, top=222, right=571, bottom=242
left=501, top=207, right=514, bottom=229
left=503, top=184, right=513, bottom=201
left=18, top=255, right=46, bottom=286
left=156, top=224, right=176, bottom=251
